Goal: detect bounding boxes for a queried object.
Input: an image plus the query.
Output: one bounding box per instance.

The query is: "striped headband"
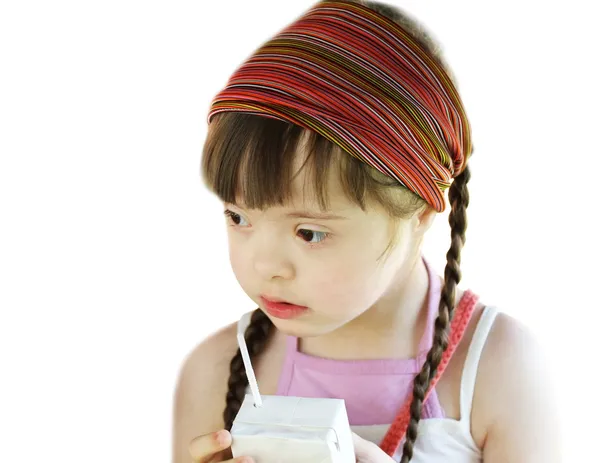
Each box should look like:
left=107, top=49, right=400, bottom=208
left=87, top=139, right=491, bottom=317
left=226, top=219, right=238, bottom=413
left=207, top=0, right=472, bottom=212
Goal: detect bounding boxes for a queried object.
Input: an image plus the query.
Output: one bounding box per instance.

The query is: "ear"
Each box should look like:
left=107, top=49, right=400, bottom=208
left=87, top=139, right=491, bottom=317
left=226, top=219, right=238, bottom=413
left=414, top=204, right=437, bottom=234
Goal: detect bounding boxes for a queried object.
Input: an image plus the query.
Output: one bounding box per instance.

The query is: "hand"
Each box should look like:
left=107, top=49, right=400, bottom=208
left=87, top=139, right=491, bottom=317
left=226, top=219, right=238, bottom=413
left=353, top=432, right=396, bottom=463
left=188, top=430, right=254, bottom=463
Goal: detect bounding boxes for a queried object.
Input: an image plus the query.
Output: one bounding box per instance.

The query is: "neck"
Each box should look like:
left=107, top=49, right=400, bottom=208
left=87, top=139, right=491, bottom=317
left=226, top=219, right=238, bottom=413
left=299, top=254, right=431, bottom=360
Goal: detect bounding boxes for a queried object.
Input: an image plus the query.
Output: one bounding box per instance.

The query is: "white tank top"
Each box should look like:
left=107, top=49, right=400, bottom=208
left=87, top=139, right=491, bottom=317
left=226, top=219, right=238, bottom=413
left=352, top=305, right=498, bottom=462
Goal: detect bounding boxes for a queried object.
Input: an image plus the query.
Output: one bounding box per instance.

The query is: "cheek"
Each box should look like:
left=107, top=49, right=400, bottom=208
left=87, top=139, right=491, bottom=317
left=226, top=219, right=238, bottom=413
left=308, top=255, right=383, bottom=315
left=227, top=235, right=252, bottom=287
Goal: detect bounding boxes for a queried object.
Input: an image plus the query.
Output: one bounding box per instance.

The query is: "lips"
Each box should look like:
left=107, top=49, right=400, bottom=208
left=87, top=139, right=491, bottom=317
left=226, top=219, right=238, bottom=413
left=260, top=296, right=309, bottom=320
left=261, top=295, right=291, bottom=303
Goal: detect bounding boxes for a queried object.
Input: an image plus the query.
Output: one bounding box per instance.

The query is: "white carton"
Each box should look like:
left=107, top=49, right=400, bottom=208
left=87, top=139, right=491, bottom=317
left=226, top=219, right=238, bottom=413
left=230, top=311, right=355, bottom=462
left=231, top=394, right=355, bottom=462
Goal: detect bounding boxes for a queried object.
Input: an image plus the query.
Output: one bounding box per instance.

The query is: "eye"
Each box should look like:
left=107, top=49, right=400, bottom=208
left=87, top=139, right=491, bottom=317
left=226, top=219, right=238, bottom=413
left=297, top=229, right=330, bottom=245
left=224, top=209, right=249, bottom=227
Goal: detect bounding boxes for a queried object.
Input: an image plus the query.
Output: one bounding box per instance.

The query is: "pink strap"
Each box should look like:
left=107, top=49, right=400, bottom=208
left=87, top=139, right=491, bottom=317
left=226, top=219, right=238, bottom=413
left=379, top=290, right=480, bottom=456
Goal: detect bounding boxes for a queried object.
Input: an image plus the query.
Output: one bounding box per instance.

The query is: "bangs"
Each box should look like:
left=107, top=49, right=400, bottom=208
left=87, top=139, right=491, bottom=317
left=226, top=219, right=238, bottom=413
left=201, top=112, right=372, bottom=212
left=201, top=112, right=425, bottom=217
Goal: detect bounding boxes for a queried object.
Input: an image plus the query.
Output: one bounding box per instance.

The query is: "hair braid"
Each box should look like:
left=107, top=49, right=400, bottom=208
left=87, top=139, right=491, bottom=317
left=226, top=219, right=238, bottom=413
left=399, top=164, right=471, bottom=462
left=223, top=309, right=274, bottom=431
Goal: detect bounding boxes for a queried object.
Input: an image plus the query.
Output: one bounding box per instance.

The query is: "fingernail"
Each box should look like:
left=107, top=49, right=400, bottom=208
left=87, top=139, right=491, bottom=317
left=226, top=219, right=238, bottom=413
left=215, top=430, right=230, bottom=446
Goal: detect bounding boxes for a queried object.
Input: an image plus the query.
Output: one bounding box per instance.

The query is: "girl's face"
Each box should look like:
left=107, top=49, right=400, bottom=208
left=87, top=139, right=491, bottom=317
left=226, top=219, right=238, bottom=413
left=223, top=151, right=434, bottom=337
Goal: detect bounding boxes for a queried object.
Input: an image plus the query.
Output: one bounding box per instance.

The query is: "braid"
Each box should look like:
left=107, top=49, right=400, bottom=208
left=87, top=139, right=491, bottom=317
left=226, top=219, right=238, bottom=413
left=399, top=164, right=471, bottom=462
left=223, top=309, right=274, bottom=431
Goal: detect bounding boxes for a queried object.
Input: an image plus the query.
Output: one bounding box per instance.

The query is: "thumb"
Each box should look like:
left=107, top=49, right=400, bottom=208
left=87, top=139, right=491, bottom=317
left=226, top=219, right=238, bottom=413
left=351, top=432, right=395, bottom=462
left=352, top=432, right=380, bottom=459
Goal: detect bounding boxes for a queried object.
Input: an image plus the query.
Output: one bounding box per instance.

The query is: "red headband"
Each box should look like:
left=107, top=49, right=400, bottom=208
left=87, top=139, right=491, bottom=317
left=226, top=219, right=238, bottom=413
left=208, top=0, right=472, bottom=212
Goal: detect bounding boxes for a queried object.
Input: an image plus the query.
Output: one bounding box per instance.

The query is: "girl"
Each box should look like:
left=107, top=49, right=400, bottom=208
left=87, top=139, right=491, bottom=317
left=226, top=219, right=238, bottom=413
left=174, top=1, right=561, bottom=461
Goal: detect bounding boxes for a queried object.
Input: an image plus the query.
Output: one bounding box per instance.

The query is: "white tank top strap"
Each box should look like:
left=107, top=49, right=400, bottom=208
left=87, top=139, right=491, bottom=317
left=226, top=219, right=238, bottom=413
left=459, top=305, right=499, bottom=424
left=238, top=310, right=254, bottom=334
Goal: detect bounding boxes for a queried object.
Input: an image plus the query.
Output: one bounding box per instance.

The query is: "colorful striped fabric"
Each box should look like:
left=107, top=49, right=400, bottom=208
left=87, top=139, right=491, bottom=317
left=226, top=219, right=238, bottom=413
left=207, top=0, right=472, bottom=212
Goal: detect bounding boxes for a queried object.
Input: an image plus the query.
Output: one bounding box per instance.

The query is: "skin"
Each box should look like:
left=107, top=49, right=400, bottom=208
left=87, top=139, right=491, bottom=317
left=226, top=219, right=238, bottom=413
left=224, top=141, right=437, bottom=360
left=173, top=134, right=563, bottom=462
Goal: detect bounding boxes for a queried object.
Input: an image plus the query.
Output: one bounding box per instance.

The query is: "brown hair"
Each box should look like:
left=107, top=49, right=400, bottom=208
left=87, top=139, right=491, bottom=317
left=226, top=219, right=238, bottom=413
left=201, top=1, right=472, bottom=461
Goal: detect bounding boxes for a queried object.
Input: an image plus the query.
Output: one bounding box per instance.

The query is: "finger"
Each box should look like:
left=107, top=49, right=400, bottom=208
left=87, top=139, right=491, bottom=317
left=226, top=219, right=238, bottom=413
left=352, top=432, right=378, bottom=459
left=188, top=430, right=232, bottom=463
left=207, top=451, right=253, bottom=463
left=214, top=445, right=254, bottom=463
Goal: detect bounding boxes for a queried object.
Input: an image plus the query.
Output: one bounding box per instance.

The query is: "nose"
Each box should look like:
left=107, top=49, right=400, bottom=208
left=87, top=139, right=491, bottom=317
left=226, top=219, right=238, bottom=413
left=252, top=235, right=295, bottom=281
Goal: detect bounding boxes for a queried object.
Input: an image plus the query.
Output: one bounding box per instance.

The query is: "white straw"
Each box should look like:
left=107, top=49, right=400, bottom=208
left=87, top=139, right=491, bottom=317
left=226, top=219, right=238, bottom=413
left=237, top=311, right=263, bottom=408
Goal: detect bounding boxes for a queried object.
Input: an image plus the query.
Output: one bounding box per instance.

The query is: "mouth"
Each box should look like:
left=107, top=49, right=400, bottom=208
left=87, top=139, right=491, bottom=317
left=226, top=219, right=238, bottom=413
left=259, top=296, right=309, bottom=320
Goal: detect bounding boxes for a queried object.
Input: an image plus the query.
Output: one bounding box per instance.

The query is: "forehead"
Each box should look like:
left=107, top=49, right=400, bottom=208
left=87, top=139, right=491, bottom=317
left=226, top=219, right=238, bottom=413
left=235, top=130, right=358, bottom=213
left=291, top=148, right=350, bottom=210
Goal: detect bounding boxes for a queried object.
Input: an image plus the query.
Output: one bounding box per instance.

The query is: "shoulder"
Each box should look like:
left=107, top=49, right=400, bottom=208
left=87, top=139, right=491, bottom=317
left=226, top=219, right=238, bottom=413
left=172, top=322, right=239, bottom=463
left=478, top=310, right=551, bottom=406
left=176, top=321, right=240, bottom=398
left=474, top=309, right=563, bottom=461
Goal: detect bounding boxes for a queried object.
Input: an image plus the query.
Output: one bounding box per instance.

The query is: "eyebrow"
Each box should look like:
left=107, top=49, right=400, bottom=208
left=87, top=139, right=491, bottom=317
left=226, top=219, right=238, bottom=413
left=284, top=211, right=349, bottom=220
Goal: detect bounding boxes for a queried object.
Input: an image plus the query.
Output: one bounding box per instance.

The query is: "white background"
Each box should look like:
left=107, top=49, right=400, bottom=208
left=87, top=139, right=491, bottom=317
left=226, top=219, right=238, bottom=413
left=1, top=0, right=598, bottom=461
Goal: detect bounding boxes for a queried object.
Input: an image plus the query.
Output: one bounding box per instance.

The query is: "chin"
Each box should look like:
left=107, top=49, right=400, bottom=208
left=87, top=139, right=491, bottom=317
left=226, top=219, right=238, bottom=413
left=266, top=313, right=336, bottom=338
